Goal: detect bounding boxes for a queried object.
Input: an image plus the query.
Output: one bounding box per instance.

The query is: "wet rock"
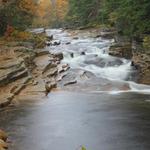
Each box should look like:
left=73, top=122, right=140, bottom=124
left=0, top=62, right=28, bottom=87
left=53, top=52, right=63, bottom=60
left=57, top=73, right=67, bottom=81
left=46, top=40, right=61, bottom=46
left=58, top=64, right=70, bottom=73
left=70, top=53, right=74, bottom=58
left=0, top=96, right=13, bottom=108
left=47, top=68, right=58, bottom=77
left=132, top=52, right=150, bottom=84
left=46, top=35, right=53, bottom=41
left=109, top=43, right=132, bottom=59
left=73, top=37, right=79, bottom=40
left=32, top=80, right=38, bottom=86
left=81, top=52, right=86, bottom=55
left=66, top=42, right=71, bottom=45
left=53, top=40, right=61, bottom=46
left=64, top=80, right=77, bottom=86
left=13, top=77, right=31, bottom=95
left=45, top=41, right=51, bottom=46
left=62, top=64, right=70, bottom=70
left=45, top=82, right=57, bottom=95
left=42, top=62, right=57, bottom=74
left=84, top=56, right=123, bottom=67
left=95, top=35, right=101, bottom=38
left=79, top=70, right=95, bottom=79
left=36, top=49, right=50, bottom=56
left=100, top=31, right=115, bottom=39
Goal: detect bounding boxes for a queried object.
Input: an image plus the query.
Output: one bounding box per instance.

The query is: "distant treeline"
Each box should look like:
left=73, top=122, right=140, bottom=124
left=66, top=0, right=150, bottom=38
left=0, top=0, right=36, bottom=35
left=0, top=0, right=68, bottom=36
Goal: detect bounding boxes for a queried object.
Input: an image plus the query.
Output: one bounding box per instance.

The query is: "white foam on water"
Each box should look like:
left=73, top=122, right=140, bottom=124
left=46, top=29, right=150, bottom=94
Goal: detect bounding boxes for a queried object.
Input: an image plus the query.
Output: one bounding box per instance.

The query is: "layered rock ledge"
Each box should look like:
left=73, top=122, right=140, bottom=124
left=0, top=42, right=64, bottom=108
left=108, top=36, right=150, bottom=85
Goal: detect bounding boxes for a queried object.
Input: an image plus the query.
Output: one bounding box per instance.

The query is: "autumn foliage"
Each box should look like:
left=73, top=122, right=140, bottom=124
left=0, top=0, right=69, bottom=36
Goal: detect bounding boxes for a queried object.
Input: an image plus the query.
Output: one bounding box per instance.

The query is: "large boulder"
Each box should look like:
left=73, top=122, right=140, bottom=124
left=53, top=52, right=64, bottom=60
left=132, top=52, right=150, bottom=84
left=109, top=43, right=133, bottom=59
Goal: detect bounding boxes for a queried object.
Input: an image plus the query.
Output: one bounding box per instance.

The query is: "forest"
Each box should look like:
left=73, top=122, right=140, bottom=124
left=0, top=0, right=150, bottom=48
left=0, top=1, right=150, bottom=150
left=66, top=0, right=150, bottom=47
left=0, top=0, right=149, bottom=35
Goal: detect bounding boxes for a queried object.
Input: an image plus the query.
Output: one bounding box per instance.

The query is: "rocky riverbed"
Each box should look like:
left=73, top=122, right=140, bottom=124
left=0, top=34, right=67, bottom=108
left=0, top=28, right=150, bottom=149
left=108, top=35, right=150, bottom=85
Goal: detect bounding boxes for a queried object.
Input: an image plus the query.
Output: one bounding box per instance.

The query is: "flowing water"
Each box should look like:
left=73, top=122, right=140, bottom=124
left=45, top=29, right=150, bottom=94
left=0, top=29, right=150, bottom=150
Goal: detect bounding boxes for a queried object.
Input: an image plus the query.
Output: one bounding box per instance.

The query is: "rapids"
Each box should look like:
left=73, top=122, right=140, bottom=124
left=45, top=29, right=150, bottom=94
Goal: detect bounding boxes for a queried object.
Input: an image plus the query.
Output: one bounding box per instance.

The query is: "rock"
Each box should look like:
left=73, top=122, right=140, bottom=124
left=42, top=62, right=57, bottom=74
left=45, top=41, right=51, bottom=46
left=57, top=73, right=67, bottom=81
left=64, top=80, right=77, bottom=86
left=47, top=68, right=58, bottom=77
left=109, top=43, right=132, bottom=59
left=100, top=31, right=116, bottom=39
left=0, top=94, right=14, bottom=108
left=95, top=35, right=101, bottom=38
left=13, top=77, right=31, bottom=95
left=53, top=40, right=61, bottom=46
left=36, top=49, right=50, bottom=56
left=53, top=52, right=63, bottom=60
left=66, top=42, right=71, bottom=45
left=32, top=80, right=38, bottom=86
left=132, top=52, right=150, bottom=84
left=0, top=139, right=8, bottom=149
left=73, top=37, right=79, bottom=40
left=81, top=52, right=86, bottom=55
left=0, top=59, right=29, bottom=87
left=46, top=35, right=53, bottom=41
left=0, top=147, right=6, bottom=150
left=0, top=130, right=7, bottom=142
left=70, top=53, right=74, bottom=58
left=45, top=82, right=57, bottom=95
left=45, top=40, right=61, bottom=46
left=62, top=64, right=70, bottom=70
left=58, top=64, right=70, bottom=73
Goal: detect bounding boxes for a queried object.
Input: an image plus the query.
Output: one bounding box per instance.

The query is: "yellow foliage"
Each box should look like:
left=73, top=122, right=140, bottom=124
left=19, top=0, right=37, bottom=15
left=143, top=35, right=150, bottom=50
left=9, top=30, right=32, bottom=41
left=33, top=0, right=68, bottom=26
left=37, top=0, right=52, bottom=18
left=56, top=0, right=68, bottom=20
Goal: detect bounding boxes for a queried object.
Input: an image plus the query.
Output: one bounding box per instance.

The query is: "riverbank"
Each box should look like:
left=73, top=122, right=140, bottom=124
left=107, top=35, right=150, bottom=85
left=0, top=31, right=66, bottom=108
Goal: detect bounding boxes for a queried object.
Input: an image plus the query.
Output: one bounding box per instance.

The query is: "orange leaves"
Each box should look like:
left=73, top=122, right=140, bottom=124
left=55, top=0, right=68, bottom=20
left=36, top=0, right=52, bottom=18
left=37, top=0, right=68, bottom=21
left=19, top=0, right=37, bottom=15
left=4, top=25, right=14, bottom=37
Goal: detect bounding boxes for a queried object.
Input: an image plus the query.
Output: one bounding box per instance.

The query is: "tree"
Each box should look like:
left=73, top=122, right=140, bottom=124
left=0, top=0, right=37, bottom=35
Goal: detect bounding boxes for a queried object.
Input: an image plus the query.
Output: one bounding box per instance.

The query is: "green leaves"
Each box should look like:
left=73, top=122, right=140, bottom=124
left=81, top=146, right=87, bottom=150
left=0, top=0, right=34, bottom=35
left=67, top=0, right=150, bottom=38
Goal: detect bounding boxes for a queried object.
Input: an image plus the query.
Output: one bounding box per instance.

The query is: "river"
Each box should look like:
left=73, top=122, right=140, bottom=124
left=0, top=29, right=150, bottom=150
